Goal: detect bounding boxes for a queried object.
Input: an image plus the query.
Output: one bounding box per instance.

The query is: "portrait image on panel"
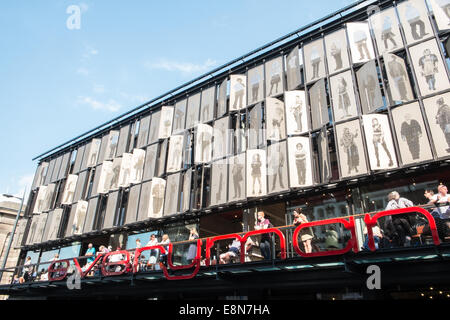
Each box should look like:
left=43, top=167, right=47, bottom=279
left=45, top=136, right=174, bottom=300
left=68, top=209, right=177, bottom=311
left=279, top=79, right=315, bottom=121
left=266, top=97, right=286, bottom=141
left=143, top=144, right=158, bottom=181
left=195, top=124, right=213, bottom=164
left=247, top=65, right=265, bottom=105
left=33, top=162, right=49, bottom=190
left=148, top=110, right=161, bottom=144
left=246, top=149, right=267, bottom=197
left=287, top=136, right=313, bottom=188
left=182, top=169, right=192, bottom=212
left=248, top=104, right=263, bottom=149
left=409, top=39, right=450, bottom=96
left=167, top=135, right=184, bottom=173
left=230, top=74, right=247, bottom=111
left=105, top=130, right=119, bottom=160
left=228, top=153, right=246, bottom=202
left=429, top=0, right=450, bottom=31
left=346, top=22, right=375, bottom=64
left=286, top=45, right=302, bottom=90
left=158, top=106, right=174, bottom=140
left=423, top=92, right=450, bottom=157
left=116, top=125, right=130, bottom=157
left=391, top=102, right=433, bottom=164
left=330, top=71, right=358, bottom=121
left=148, top=178, right=166, bottom=218
left=309, top=79, right=329, bottom=129
left=83, top=198, right=98, bottom=233
left=265, top=56, right=284, bottom=97
left=267, top=141, right=289, bottom=194
left=26, top=215, right=39, bottom=245
left=317, top=129, right=331, bottom=183
left=304, top=38, right=326, bottom=83
left=47, top=209, right=63, bottom=241
left=335, top=120, right=368, bottom=178
left=173, top=99, right=187, bottom=134
left=356, top=60, right=384, bottom=113
left=43, top=183, right=56, bottom=212
left=164, top=174, right=180, bottom=216
left=97, top=161, right=112, bottom=194
left=33, top=186, right=47, bottom=213
left=200, top=86, right=215, bottom=123
left=217, top=78, right=228, bottom=118
left=72, top=201, right=88, bottom=235
left=383, top=53, right=414, bottom=103
left=210, top=162, right=228, bottom=206
left=397, top=0, right=433, bottom=44
left=362, top=114, right=398, bottom=170
left=136, top=115, right=150, bottom=149
left=285, top=90, right=308, bottom=135
left=130, top=148, right=145, bottom=183
left=324, top=29, right=350, bottom=74
left=61, top=174, right=78, bottom=205
left=369, top=7, right=403, bottom=54
left=213, top=116, right=229, bottom=160
left=33, top=213, right=47, bottom=244
left=118, top=153, right=132, bottom=188
left=186, top=93, right=201, bottom=129
left=111, top=157, right=124, bottom=190
left=86, top=138, right=101, bottom=168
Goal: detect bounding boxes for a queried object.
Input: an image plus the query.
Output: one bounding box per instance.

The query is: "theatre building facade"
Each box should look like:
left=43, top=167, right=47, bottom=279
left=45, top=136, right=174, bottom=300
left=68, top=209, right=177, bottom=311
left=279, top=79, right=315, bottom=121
left=2, top=0, right=450, bottom=300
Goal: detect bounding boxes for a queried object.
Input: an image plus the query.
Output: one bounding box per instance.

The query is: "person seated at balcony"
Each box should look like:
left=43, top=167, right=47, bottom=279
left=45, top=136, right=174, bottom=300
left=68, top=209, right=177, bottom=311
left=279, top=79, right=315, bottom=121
left=22, top=256, right=32, bottom=283
left=158, top=234, right=171, bottom=267
left=108, top=247, right=125, bottom=273
left=422, top=189, right=449, bottom=241
left=219, top=239, right=241, bottom=264
left=254, top=211, right=273, bottom=260
left=325, top=226, right=340, bottom=250
left=85, top=243, right=96, bottom=264
left=431, top=184, right=450, bottom=221
left=362, top=224, right=384, bottom=251
left=293, top=208, right=314, bottom=254
left=384, top=191, right=414, bottom=247
left=186, top=228, right=199, bottom=263
left=39, top=268, right=49, bottom=281
left=97, top=245, right=109, bottom=256
left=146, top=234, right=159, bottom=270
left=135, top=238, right=142, bottom=249
left=12, top=275, right=20, bottom=284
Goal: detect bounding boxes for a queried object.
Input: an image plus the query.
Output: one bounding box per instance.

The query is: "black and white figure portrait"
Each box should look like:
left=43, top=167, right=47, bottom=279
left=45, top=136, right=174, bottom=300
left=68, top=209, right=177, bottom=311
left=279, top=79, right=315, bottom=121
left=423, top=92, right=450, bottom=157
left=213, top=116, right=229, bottom=160
left=286, top=46, right=302, bottom=90
left=391, top=102, right=433, bottom=164
left=97, top=161, right=112, bottom=194
left=210, top=162, right=228, bottom=206
left=287, top=137, right=313, bottom=188
left=167, top=135, right=184, bottom=173
left=429, top=0, right=450, bottom=31
left=317, top=129, right=331, bottom=183
left=26, top=215, right=39, bottom=245
left=182, top=169, right=192, bottom=212
left=347, top=22, right=375, bottom=64
left=130, top=148, right=145, bottom=183
left=397, top=0, right=433, bottom=44
left=110, top=157, right=124, bottom=190
left=356, top=60, right=384, bottom=113
left=33, top=186, right=48, bottom=214
left=195, top=124, right=213, bottom=164
left=43, top=183, right=55, bottom=212
left=267, top=142, right=289, bottom=194
left=158, top=106, right=174, bottom=140
left=265, top=56, right=284, bottom=97
left=362, top=114, right=398, bottom=170
left=309, top=79, right=329, bottom=129
left=230, top=74, right=247, bottom=111
left=46, top=208, right=63, bottom=241
left=136, top=115, right=150, bottom=149
left=173, top=99, right=187, bottom=134
left=164, top=173, right=180, bottom=216
left=200, top=86, right=215, bottom=123
left=116, top=125, right=130, bottom=157
left=118, top=153, right=132, bottom=188
left=61, top=174, right=78, bottom=205
left=304, top=39, right=326, bottom=83
left=148, top=110, right=161, bottom=144
left=156, top=139, right=168, bottom=177
left=369, top=7, right=403, bottom=54
left=105, top=130, right=119, bottom=160
left=247, top=65, right=265, bottom=105
left=186, top=93, right=201, bottom=129
left=246, top=149, right=267, bottom=197
left=32, top=213, right=48, bottom=244
left=86, top=138, right=101, bottom=168
left=330, top=71, right=358, bottom=121
left=266, top=97, right=286, bottom=141
left=248, top=104, right=264, bottom=149
left=409, top=39, right=450, bottom=96
left=324, top=29, right=350, bottom=74
left=71, top=200, right=88, bottom=235
left=383, top=53, right=414, bottom=103
left=143, top=144, right=157, bottom=181
left=32, top=162, right=48, bottom=190
left=148, top=178, right=166, bottom=218
left=335, top=120, right=368, bottom=178
left=285, top=90, right=308, bottom=135
left=217, top=78, right=228, bottom=118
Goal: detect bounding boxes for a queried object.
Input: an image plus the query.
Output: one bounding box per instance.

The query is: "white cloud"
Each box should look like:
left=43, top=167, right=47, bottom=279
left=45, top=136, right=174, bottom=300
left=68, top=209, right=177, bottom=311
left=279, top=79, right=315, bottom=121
left=120, top=92, right=150, bottom=104
left=146, top=58, right=217, bottom=74
left=77, top=96, right=121, bottom=112
left=93, top=84, right=105, bottom=94
left=76, top=67, right=89, bottom=76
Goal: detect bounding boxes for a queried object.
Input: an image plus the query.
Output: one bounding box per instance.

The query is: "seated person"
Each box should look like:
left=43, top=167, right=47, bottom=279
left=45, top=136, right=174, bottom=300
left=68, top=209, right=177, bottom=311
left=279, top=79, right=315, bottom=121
left=362, top=225, right=383, bottom=250
left=219, top=239, right=241, bottom=264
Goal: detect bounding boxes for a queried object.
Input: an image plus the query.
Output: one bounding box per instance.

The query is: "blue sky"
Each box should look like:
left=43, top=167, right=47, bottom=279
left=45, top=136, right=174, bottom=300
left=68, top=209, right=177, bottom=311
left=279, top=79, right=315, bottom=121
left=0, top=0, right=355, bottom=198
